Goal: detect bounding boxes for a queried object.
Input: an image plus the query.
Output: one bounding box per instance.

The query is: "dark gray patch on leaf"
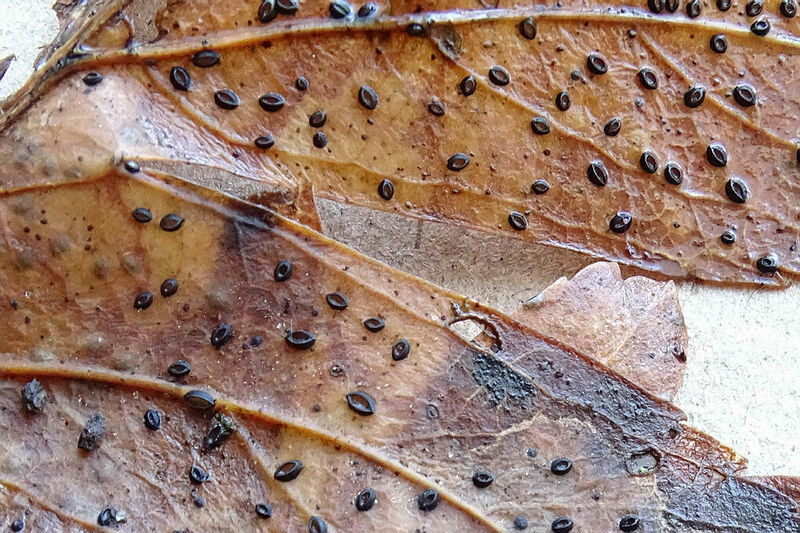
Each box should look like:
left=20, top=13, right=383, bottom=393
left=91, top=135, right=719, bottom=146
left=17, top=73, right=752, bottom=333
left=472, top=353, right=535, bottom=406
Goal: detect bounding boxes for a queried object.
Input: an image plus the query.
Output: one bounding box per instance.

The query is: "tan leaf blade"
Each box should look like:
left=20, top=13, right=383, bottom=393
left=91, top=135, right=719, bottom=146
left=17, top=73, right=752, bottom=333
left=0, top=167, right=797, bottom=531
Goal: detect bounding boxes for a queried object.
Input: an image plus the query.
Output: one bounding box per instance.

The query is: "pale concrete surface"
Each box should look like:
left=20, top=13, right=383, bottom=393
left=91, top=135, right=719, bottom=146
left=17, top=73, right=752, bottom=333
left=2, top=1, right=798, bottom=476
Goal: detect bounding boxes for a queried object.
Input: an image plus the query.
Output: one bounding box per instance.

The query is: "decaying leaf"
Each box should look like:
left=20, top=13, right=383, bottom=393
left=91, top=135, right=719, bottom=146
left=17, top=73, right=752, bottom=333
left=512, top=261, right=687, bottom=400
left=3, top=0, right=799, bottom=285
left=0, top=167, right=798, bottom=531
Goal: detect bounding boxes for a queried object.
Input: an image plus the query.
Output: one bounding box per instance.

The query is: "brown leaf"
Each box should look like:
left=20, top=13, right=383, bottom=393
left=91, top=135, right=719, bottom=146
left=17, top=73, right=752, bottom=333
left=512, top=261, right=687, bottom=400
left=0, top=167, right=797, bottom=531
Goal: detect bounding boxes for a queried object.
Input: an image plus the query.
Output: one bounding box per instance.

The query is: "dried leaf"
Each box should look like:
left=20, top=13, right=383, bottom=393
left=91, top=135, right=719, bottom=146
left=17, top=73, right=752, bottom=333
left=0, top=167, right=797, bottom=531
left=512, top=261, right=687, bottom=400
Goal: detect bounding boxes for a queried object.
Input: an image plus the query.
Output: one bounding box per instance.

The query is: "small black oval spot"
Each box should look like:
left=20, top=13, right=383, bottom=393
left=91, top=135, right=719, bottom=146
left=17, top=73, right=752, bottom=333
left=168, top=360, right=191, bottom=378
left=637, top=67, right=658, bottom=90
left=134, top=292, right=154, bottom=310
left=460, top=75, right=477, bottom=96
left=274, top=460, right=303, bottom=481
left=603, top=118, right=621, bottom=137
left=405, top=23, right=429, bottom=37
left=488, top=66, right=510, bottom=86
left=82, top=72, right=103, bottom=86
left=255, top=503, right=273, bottom=518
left=358, top=85, right=379, bottom=109
left=378, top=179, right=395, bottom=200
left=357, top=2, right=377, bottom=17
left=684, top=86, right=706, bottom=108
left=274, top=260, right=292, bottom=282
left=555, top=90, right=571, bottom=111
left=192, top=50, right=220, bottom=68
left=472, top=470, right=494, bottom=488
left=329, top=0, right=351, bottom=18
left=550, top=457, right=573, bottom=475
left=309, top=110, right=327, bottom=128
left=686, top=0, right=702, bottom=17
left=170, top=66, right=191, bottom=90
left=733, top=84, right=756, bottom=107
left=639, top=151, right=658, bottom=174
left=781, top=0, right=797, bottom=16
left=508, top=211, right=528, bottom=231
left=720, top=230, right=736, bottom=245
left=663, top=162, right=683, bottom=185
left=392, top=339, right=410, bottom=361
left=530, top=117, right=551, bottom=135
left=143, top=408, right=162, bottom=430
left=326, top=292, right=349, bottom=310
left=346, top=391, right=376, bottom=416
left=519, top=17, right=537, bottom=39
left=258, top=0, right=278, bottom=23
left=717, top=0, right=731, bottom=10
left=159, top=214, right=184, bottom=232
left=706, top=143, right=728, bottom=167
left=184, top=390, right=215, bottom=410
left=313, top=131, right=328, bottom=148
left=745, top=0, right=762, bottom=16
left=532, top=179, right=550, bottom=195
left=308, top=516, right=328, bottom=533
left=210, top=323, right=234, bottom=349
left=364, top=317, right=385, bottom=332
left=189, top=465, right=209, bottom=484
left=619, top=514, right=640, bottom=532
left=276, top=0, right=299, bottom=14
left=10, top=519, right=24, bottom=532
left=355, top=488, right=377, bottom=511
left=587, top=54, right=608, bottom=75
left=124, top=160, right=140, bottom=173
left=259, top=92, right=285, bottom=112
left=132, top=207, right=152, bottom=223
left=428, top=100, right=446, bottom=116
left=296, top=77, right=309, bottom=91
left=255, top=134, right=275, bottom=149
left=648, top=0, right=665, bottom=13
left=447, top=152, right=470, bottom=171
left=725, top=177, right=750, bottom=203
left=514, top=516, right=529, bottom=530
left=552, top=517, right=574, bottom=533
left=286, top=330, right=316, bottom=350
left=587, top=161, right=609, bottom=186
left=709, top=34, right=727, bottom=53
left=609, top=212, right=633, bottom=234
left=756, top=253, right=779, bottom=273
left=417, top=489, right=440, bottom=511
left=751, top=18, right=770, bottom=35
left=160, top=278, right=178, bottom=297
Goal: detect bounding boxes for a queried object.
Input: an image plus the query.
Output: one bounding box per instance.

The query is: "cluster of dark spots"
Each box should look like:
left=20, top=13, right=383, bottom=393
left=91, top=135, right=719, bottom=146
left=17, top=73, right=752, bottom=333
left=513, top=516, right=529, bottom=530
left=417, top=489, right=440, bottom=511
left=131, top=207, right=152, bottom=223
left=686, top=0, right=702, bottom=17
left=639, top=151, right=658, bottom=174
left=274, top=260, right=292, bottom=281
left=160, top=278, right=178, bottom=297
left=447, top=152, right=470, bottom=171
left=392, top=339, right=410, bottom=360
left=647, top=0, right=679, bottom=12
left=550, top=457, right=573, bottom=475
left=555, top=90, right=570, bottom=111
left=587, top=161, right=609, bottom=186
left=309, top=110, right=327, bottom=127
left=259, top=92, right=285, bottom=112
left=664, top=163, right=683, bottom=185
left=756, top=253, right=779, bottom=273
left=255, top=134, right=275, bottom=149
left=508, top=211, right=528, bottom=231
left=619, top=514, right=641, bottom=531
left=363, top=317, right=385, bottom=332
left=532, top=179, right=550, bottom=195
left=160, top=213, right=184, bottom=232
left=358, top=85, right=379, bottom=109
left=346, top=391, right=376, bottom=416
left=637, top=67, right=658, bottom=89
left=170, top=66, right=191, bottom=90
left=210, top=323, right=234, bottom=348
left=460, top=75, right=477, bottom=96
left=706, top=143, right=728, bottom=167
left=313, top=131, right=328, bottom=148
left=519, top=17, right=537, bottom=39
left=204, top=413, right=235, bottom=449
left=78, top=411, right=107, bottom=451
left=97, top=507, right=126, bottom=527
left=189, top=465, right=209, bottom=484
left=355, top=488, right=377, bottom=511
left=472, top=470, right=494, bottom=488
left=358, top=2, right=377, bottom=17
left=274, top=459, right=303, bottom=481
left=168, top=360, right=191, bottom=378
left=124, top=160, right=140, bottom=173
left=21, top=379, right=46, bottom=412
left=733, top=84, right=756, bottom=107
left=184, top=390, right=215, bottom=410
left=684, top=86, right=705, bottom=108
left=781, top=0, right=797, bottom=17
left=551, top=516, right=574, bottom=532
left=255, top=503, right=273, bottom=518
left=587, top=54, right=608, bottom=75
left=378, top=179, right=395, bottom=200
left=725, top=177, right=750, bottom=203
left=308, top=516, right=328, bottom=533
left=329, top=0, right=351, bottom=18
left=720, top=230, right=736, bottom=245
left=428, top=100, right=446, bottom=116
left=709, top=34, right=727, bottom=53
left=603, top=118, right=621, bottom=137
left=488, top=66, right=510, bottom=86
left=133, top=291, right=154, bottom=310
left=286, top=330, right=316, bottom=350
left=143, top=408, right=162, bottom=430
left=530, top=117, right=551, bottom=135
left=192, top=50, right=220, bottom=68
left=326, top=291, right=349, bottom=310
left=82, top=72, right=103, bottom=86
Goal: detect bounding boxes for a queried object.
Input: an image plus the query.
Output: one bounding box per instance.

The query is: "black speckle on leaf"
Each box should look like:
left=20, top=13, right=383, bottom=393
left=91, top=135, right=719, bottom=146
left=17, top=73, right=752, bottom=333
left=276, top=0, right=299, bottom=14
left=364, top=317, right=385, bottom=332
left=514, top=516, right=529, bottom=530
left=346, top=391, right=376, bottom=416
left=329, top=0, right=351, bottom=18
left=21, top=379, right=46, bottom=412
left=357, top=2, right=377, bottom=17
left=131, top=207, right=152, bottom=223
left=143, top=408, right=161, bottom=430
left=405, top=23, right=429, bottom=37
left=256, top=503, right=273, bottom=518
left=519, top=17, right=537, bottom=39
left=259, top=92, right=285, bottom=112
left=210, top=323, right=234, bottom=349
left=717, top=0, right=731, bottom=10
left=725, top=177, right=749, bottom=203
left=684, top=86, right=706, bottom=108
left=286, top=330, right=316, bottom=350
left=124, top=160, right=140, bottom=173
left=781, top=0, right=797, bottom=16
left=664, top=162, right=683, bottom=185
left=745, top=0, right=762, bottom=16
left=552, top=516, right=574, bottom=532
left=192, top=50, right=220, bottom=68
left=551, top=457, right=573, bottom=475
left=603, top=118, right=621, bottom=136
left=428, top=100, right=446, bottom=116
left=555, top=90, right=571, bottom=111
left=313, top=131, right=328, bottom=148
left=472, top=470, right=494, bottom=488
left=133, top=291, right=154, bottom=310
left=706, top=143, right=728, bottom=167
left=184, top=390, right=215, bottom=410
left=530, top=117, right=551, bottom=135
left=355, top=488, right=377, bottom=511
left=686, top=0, right=701, bottom=17
left=460, top=75, right=477, bottom=96
left=78, top=411, right=106, bottom=451
left=639, top=151, right=658, bottom=174
left=756, top=253, right=779, bottom=273
left=168, top=360, right=191, bottom=378
left=720, top=230, right=736, bottom=245
left=189, top=465, right=209, bottom=484
left=296, top=76, right=309, bottom=91
left=274, top=260, right=292, bottom=281
left=508, top=211, right=528, bottom=231
left=488, top=66, right=510, bottom=86
left=309, top=110, right=327, bottom=127
left=170, top=66, right=191, bottom=90
left=358, top=85, right=379, bottom=109
left=751, top=18, right=770, bottom=35
left=255, top=134, right=275, bottom=149
left=733, top=84, right=756, bottom=107
left=378, top=178, right=395, bottom=200
left=258, top=0, right=278, bottom=23
left=326, top=291, right=349, bottom=310
left=447, top=152, right=470, bottom=171
left=710, top=34, right=727, bottom=53
left=308, top=516, right=328, bottom=533
left=532, top=179, right=550, bottom=195
left=274, top=460, right=304, bottom=481
left=637, top=67, right=658, bottom=89
left=392, top=339, right=410, bottom=361
left=619, top=514, right=641, bottom=532
left=587, top=54, right=608, bottom=75
left=159, top=213, right=184, bottom=232
left=417, top=489, right=440, bottom=511
left=587, top=161, right=609, bottom=186
left=204, top=413, right=235, bottom=450
left=82, top=72, right=103, bottom=86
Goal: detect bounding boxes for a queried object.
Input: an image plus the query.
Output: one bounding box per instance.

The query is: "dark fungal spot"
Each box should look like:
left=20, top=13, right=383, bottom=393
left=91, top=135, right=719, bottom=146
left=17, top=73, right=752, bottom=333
left=530, top=117, right=551, bottom=135
left=555, top=90, right=571, bottom=111
left=21, top=379, right=46, bottom=412
left=346, top=391, right=376, bottom=416
left=603, top=118, right=621, bottom=137
left=258, top=0, right=278, bottom=23
left=609, top=212, right=633, bottom=234
left=514, top=516, right=529, bottom=530
left=781, top=0, right=797, bottom=17
left=131, top=207, right=152, bottom=223
left=357, top=2, right=377, bottom=17
left=286, top=330, right=316, bottom=350
left=203, top=413, right=235, bottom=450
left=276, top=0, right=299, bottom=14
left=308, top=516, right=327, bottom=533
left=472, top=470, right=494, bottom=488
left=706, top=143, right=728, bottom=167
left=96, top=507, right=124, bottom=527
left=78, top=411, right=106, bottom=451
left=756, top=253, right=779, bottom=273
left=167, top=360, right=191, bottom=378
left=685, top=0, right=701, bottom=17
left=751, top=18, right=770, bottom=35
left=665, top=0, right=679, bottom=12
left=745, top=0, right=762, bottom=16
left=551, top=457, right=573, bottom=475
left=313, top=131, right=328, bottom=148
left=405, top=23, right=429, bottom=37
left=256, top=503, right=273, bottom=518
left=428, top=100, right=446, bottom=116
left=460, top=75, right=477, bottom=96
left=358, top=85, right=379, bottom=109
left=637, top=67, right=658, bottom=90
left=447, top=152, right=470, bottom=171
left=133, top=292, right=154, bottom=310
left=587, top=161, right=609, bottom=186
left=709, top=34, right=728, bottom=54
left=725, top=177, right=750, bottom=203
left=392, top=339, right=410, bottom=361
left=619, top=514, right=641, bottom=532
left=355, top=488, right=377, bottom=511
left=648, top=0, right=664, bottom=13
left=10, top=518, right=24, bottom=532
left=664, top=162, right=683, bottom=185
left=639, top=151, right=658, bottom=174
left=733, top=84, right=756, bottom=107
left=717, top=0, right=731, bottom=9
left=587, top=54, right=608, bottom=75
left=259, top=92, right=285, bottom=112
left=364, top=317, right=385, bottom=332
left=296, top=76, right=309, bottom=91
left=159, top=213, right=184, bottom=232
left=192, top=50, right=220, bottom=68
left=255, top=134, right=275, bottom=149
left=532, top=179, right=550, bottom=195
left=720, top=230, right=736, bottom=245
left=684, top=86, right=706, bottom=108
left=169, top=66, right=191, bottom=91
left=251, top=335, right=264, bottom=347
left=210, top=323, right=234, bottom=349
left=184, top=390, right=215, bottom=410
left=274, top=260, right=292, bottom=281
left=417, top=489, right=440, bottom=511
left=378, top=178, right=395, bottom=200
left=82, top=72, right=103, bottom=86
left=508, top=211, right=528, bottom=231
left=519, top=17, right=537, bottom=39
left=329, top=0, right=351, bottom=18
left=326, top=291, right=349, bottom=310
left=309, top=110, right=327, bottom=127
left=143, top=408, right=161, bottom=430
left=488, top=66, right=510, bottom=86
left=426, top=403, right=440, bottom=419
left=194, top=496, right=205, bottom=508
left=274, top=460, right=303, bottom=481
left=189, top=465, right=209, bottom=484
left=124, top=160, right=140, bottom=173
left=552, top=517, right=574, bottom=533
